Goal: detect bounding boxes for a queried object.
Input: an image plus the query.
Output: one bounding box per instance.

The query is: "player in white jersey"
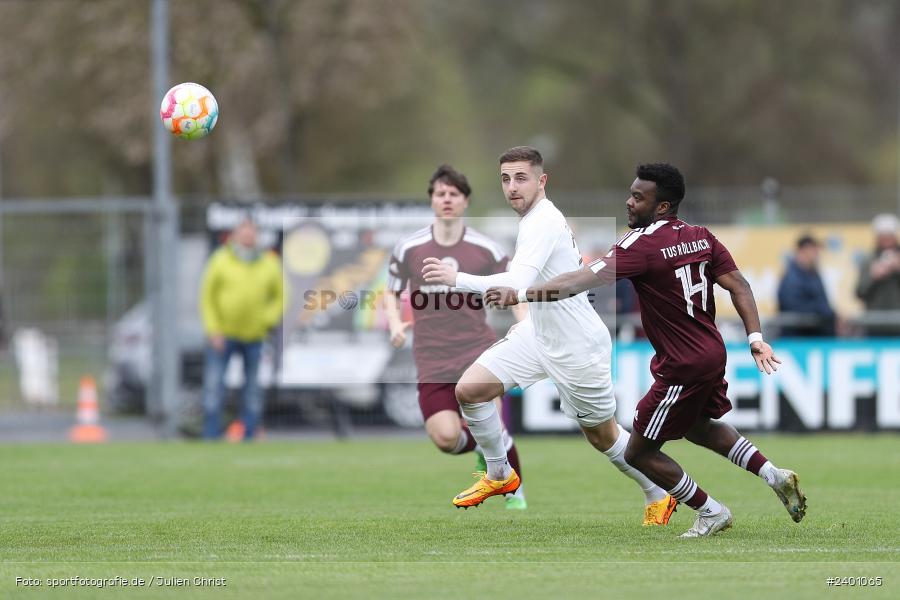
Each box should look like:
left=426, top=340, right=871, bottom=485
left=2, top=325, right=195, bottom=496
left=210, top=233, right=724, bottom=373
left=422, top=146, right=676, bottom=525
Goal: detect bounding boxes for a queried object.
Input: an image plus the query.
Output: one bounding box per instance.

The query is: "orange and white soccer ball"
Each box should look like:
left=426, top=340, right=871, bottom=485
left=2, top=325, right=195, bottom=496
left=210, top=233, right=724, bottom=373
left=159, top=82, right=219, bottom=139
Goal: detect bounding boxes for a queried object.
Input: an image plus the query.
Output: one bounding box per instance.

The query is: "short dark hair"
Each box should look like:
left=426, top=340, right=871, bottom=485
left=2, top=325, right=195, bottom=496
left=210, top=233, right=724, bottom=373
left=796, top=234, right=820, bottom=249
left=428, top=164, right=471, bottom=198
left=499, top=146, right=543, bottom=167
left=636, top=163, right=685, bottom=212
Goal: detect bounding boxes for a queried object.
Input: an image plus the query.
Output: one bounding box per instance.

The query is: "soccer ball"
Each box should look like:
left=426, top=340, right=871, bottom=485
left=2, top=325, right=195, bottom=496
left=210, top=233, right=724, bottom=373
left=159, top=82, right=218, bottom=139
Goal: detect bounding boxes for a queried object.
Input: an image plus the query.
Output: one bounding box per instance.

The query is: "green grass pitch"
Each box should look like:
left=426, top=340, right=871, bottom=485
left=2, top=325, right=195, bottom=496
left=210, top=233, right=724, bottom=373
left=1, top=434, right=898, bottom=599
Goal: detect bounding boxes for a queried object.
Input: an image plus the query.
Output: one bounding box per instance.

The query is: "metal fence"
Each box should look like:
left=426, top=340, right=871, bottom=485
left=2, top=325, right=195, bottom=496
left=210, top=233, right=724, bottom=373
left=551, top=184, right=899, bottom=224
left=0, top=198, right=151, bottom=419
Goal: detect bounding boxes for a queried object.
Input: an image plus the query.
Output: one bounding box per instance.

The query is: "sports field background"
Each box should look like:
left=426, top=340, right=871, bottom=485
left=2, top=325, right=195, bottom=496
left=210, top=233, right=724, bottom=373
left=2, top=435, right=897, bottom=599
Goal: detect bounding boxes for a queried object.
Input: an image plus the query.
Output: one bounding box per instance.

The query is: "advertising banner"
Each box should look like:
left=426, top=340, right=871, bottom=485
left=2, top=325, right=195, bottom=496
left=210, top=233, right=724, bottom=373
left=711, top=223, right=873, bottom=319
left=521, top=339, right=900, bottom=432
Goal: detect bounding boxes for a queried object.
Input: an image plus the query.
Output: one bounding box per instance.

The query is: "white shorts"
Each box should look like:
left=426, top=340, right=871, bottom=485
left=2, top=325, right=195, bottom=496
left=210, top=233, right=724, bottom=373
left=475, top=320, right=615, bottom=427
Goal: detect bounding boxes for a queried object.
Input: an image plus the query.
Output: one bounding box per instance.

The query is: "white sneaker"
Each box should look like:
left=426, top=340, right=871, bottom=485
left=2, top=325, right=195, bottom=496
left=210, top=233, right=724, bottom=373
left=680, top=505, right=733, bottom=538
left=771, top=469, right=806, bottom=523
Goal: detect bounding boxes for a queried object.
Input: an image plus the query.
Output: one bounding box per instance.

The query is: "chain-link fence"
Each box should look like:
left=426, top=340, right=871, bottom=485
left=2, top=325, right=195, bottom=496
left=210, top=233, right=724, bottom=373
left=551, top=184, right=899, bottom=224
left=0, top=199, right=150, bottom=421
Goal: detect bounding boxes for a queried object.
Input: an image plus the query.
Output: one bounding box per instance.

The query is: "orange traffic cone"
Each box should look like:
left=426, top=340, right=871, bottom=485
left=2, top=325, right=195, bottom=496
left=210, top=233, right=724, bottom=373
left=69, top=375, right=107, bottom=443
left=225, top=420, right=245, bottom=442
left=224, top=420, right=264, bottom=442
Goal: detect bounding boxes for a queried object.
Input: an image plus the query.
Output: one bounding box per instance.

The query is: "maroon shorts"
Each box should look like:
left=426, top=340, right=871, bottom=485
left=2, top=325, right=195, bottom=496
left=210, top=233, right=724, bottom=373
left=632, top=374, right=732, bottom=442
left=417, top=382, right=462, bottom=422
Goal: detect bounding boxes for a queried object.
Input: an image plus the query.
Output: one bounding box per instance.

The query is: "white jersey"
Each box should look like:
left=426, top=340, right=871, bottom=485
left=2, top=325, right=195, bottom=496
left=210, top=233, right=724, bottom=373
left=512, top=198, right=610, bottom=359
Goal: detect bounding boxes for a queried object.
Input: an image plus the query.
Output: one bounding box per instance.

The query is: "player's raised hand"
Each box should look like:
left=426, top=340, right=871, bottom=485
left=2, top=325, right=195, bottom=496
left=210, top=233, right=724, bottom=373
left=484, top=286, right=519, bottom=307
left=751, top=340, right=782, bottom=374
left=421, top=257, right=458, bottom=286
left=389, top=320, right=412, bottom=348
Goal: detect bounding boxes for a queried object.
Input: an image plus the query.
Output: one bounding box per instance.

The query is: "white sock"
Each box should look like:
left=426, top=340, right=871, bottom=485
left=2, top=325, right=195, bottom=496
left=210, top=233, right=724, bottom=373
left=758, top=461, right=778, bottom=487
left=501, top=428, right=514, bottom=452
left=698, top=495, right=724, bottom=516
left=512, top=483, right=526, bottom=499
left=602, top=424, right=668, bottom=504
left=459, top=401, right=510, bottom=480
left=485, top=458, right=511, bottom=480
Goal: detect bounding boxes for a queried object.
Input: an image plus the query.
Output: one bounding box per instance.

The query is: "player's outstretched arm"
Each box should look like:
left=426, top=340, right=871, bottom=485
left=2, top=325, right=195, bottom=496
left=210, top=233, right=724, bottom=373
left=484, top=265, right=599, bottom=307
left=716, top=269, right=782, bottom=375
left=422, top=257, right=540, bottom=295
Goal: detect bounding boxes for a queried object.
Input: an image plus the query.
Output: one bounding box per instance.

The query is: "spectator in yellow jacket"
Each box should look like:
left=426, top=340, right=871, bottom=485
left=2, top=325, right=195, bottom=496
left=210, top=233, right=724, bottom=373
left=200, top=217, right=285, bottom=439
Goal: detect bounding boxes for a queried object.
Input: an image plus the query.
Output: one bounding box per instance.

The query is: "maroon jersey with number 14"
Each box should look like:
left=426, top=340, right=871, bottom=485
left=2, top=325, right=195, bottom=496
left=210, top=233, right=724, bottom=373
left=589, top=218, right=738, bottom=382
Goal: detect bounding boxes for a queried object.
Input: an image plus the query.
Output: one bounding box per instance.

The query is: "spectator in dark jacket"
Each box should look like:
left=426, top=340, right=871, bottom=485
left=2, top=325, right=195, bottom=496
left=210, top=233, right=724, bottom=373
left=777, top=234, right=836, bottom=337
left=855, top=213, right=900, bottom=336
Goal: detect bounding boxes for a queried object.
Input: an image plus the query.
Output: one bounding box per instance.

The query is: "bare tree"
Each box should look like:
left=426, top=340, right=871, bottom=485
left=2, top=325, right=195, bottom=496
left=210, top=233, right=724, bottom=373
left=0, top=0, right=421, bottom=196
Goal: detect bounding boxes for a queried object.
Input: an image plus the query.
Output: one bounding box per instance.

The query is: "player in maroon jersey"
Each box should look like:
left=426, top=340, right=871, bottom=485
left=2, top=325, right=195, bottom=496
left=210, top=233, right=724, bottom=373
left=384, top=164, right=528, bottom=509
left=484, top=163, right=806, bottom=535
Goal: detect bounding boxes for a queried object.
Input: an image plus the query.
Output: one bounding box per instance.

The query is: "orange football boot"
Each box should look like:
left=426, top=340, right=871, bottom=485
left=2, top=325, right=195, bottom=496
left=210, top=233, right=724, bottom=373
left=452, top=470, right=521, bottom=509
left=642, top=494, right=677, bottom=526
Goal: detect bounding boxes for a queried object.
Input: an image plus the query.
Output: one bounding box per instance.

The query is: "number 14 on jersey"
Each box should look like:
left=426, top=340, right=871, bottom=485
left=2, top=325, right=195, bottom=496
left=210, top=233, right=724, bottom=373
left=675, top=260, right=709, bottom=317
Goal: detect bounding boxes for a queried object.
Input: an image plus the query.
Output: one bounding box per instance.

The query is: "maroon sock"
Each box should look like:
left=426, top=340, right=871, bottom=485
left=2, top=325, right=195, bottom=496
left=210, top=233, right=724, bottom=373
left=728, top=436, right=769, bottom=475
left=506, top=443, right=523, bottom=483
left=683, top=487, right=708, bottom=510
left=746, top=451, right=768, bottom=475
left=668, top=472, right=708, bottom=510
left=455, top=425, right=478, bottom=454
